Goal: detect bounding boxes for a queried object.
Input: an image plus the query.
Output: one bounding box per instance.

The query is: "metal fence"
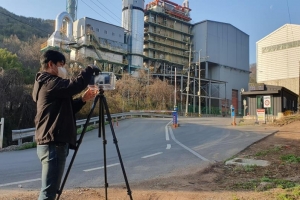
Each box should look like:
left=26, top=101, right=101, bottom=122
left=10, top=111, right=172, bottom=146
left=0, top=118, right=4, bottom=148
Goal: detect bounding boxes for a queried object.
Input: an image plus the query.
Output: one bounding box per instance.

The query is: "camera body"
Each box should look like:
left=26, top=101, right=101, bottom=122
left=90, top=72, right=116, bottom=90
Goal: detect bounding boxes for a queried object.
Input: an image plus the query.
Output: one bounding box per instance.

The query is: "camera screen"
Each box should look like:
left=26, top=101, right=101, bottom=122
left=94, top=73, right=110, bottom=85
left=89, top=72, right=116, bottom=90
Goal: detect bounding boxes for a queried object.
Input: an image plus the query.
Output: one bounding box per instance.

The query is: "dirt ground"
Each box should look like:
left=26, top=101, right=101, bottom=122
left=1, top=116, right=300, bottom=200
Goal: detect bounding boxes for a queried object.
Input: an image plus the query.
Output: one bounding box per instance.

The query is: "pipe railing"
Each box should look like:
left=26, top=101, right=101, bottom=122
left=11, top=111, right=172, bottom=146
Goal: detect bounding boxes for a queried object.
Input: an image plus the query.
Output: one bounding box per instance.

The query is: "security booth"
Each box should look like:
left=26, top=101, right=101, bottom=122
left=241, top=83, right=298, bottom=121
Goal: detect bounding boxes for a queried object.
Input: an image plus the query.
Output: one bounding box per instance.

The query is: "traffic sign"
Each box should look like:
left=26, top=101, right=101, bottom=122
left=263, top=96, right=271, bottom=108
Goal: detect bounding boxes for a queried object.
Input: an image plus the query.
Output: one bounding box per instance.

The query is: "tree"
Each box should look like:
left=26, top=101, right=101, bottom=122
left=0, top=68, right=35, bottom=147
left=0, top=48, right=22, bottom=70
left=249, top=63, right=257, bottom=83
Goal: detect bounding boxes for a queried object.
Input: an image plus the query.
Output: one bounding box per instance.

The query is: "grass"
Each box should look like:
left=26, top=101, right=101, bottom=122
left=77, top=124, right=98, bottom=134
left=281, top=154, right=300, bottom=163
left=277, top=186, right=300, bottom=200
left=255, top=146, right=282, bottom=156
left=232, top=165, right=258, bottom=172
left=231, top=176, right=297, bottom=191
left=17, top=142, right=37, bottom=150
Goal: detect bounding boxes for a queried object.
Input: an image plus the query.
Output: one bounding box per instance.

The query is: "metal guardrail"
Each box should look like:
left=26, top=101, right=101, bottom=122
left=0, top=118, right=4, bottom=148
left=11, top=112, right=172, bottom=146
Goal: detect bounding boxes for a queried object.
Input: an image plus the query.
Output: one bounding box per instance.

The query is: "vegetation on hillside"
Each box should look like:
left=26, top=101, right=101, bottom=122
left=0, top=7, right=54, bottom=41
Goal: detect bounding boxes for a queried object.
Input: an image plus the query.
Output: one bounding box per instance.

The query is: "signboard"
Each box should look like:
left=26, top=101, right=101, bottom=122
left=256, top=109, right=266, bottom=123
left=263, top=96, right=271, bottom=108
left=172, top=111, right=178, bottom=125
left=249, top=83, right=264, bottom=91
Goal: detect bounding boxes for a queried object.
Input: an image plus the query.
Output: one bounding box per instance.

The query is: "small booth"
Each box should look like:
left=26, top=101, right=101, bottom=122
left=241, top=83, right=298, bottom=121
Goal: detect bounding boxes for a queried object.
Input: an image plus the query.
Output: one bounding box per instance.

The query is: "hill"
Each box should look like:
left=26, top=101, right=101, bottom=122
left=0, top=6, right=54, bottom=41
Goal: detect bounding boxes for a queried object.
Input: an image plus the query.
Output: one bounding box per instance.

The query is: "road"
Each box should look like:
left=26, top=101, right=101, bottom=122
left=0, top=117, right=277, bottom=190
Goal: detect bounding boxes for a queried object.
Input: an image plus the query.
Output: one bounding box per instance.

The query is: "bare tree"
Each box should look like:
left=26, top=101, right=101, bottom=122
left=249, top=63, right=257, bottom=83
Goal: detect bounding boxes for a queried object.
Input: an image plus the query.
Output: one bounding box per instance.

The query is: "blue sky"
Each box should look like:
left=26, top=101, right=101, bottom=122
left=0, top=0, right=299, bottom=65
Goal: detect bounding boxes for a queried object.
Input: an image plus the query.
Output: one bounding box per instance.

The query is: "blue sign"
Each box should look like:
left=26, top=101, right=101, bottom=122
left=231, top=105, right=235, bottom=117
left=172, top=111, right=178, bottom=125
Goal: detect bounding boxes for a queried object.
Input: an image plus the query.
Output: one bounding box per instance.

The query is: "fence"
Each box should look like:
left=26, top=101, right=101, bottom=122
left=0, top=118, right=4, bottom=148
left=11, top=111, right=172, bottom=146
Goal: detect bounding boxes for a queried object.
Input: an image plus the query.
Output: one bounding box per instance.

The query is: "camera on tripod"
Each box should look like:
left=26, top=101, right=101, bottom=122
left=89, top=72, right=116, bottom=90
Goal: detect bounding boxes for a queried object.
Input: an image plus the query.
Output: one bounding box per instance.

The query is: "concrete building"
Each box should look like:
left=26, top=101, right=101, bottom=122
left=41, top=13, right=128, bottom=76
left=143, top=0, right=192, bottom=73
left=192, top=20, right=249, bottom=115
left=256, top=24, right=300, bottom=96
left=122, top=0, right=145, bottom=72
left=143, top=0, right=249, bottom=115
left=42, top=0, right=250, bottom=115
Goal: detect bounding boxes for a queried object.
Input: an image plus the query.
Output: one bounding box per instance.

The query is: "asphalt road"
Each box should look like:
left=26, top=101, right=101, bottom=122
left=0, top=117, right=278, bottom=190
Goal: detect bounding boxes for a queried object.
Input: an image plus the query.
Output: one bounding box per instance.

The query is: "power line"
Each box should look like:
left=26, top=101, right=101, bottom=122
left=286, top=0, right=292, bottom=24
left=81, top=0, right=112, bottom=24
left=93, top=0, right=121, bottom=25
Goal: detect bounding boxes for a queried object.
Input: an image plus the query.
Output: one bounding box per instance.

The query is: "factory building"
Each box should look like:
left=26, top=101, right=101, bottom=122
left=41, top=12, right=128, bottom=76
left=256, top=24, right=300, bottom=96
left=41, top=0, right=250, bottom=115
left=143, top=0, right=249, bottom=115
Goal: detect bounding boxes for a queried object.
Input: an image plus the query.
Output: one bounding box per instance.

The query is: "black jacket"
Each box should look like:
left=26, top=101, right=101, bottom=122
left=32, top=67, right=94, bottom=149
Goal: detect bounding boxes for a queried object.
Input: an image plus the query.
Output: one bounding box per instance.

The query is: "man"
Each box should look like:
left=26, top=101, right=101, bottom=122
left=32, top=50, right=100, bottom=200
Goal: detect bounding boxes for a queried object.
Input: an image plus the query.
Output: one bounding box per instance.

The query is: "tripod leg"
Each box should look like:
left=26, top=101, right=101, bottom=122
left=102, top=95, right=133, bottom=200
left=99, top=95, right=108, bottom=200
left=56, top=95, right=99, bottom=200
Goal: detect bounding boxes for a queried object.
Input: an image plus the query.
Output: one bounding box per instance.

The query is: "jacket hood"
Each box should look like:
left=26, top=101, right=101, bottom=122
left=32, top=72, right=53, bottom=102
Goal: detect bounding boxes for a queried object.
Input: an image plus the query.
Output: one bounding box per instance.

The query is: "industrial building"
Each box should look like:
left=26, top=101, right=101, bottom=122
left=41, top=0, right=250, bottom=116
left=256, top=24, right=300, bottom=97
left=143, top=0, right=249, bottom=115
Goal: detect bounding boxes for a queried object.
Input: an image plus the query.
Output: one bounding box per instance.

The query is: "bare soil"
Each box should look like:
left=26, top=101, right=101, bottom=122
left=1, top=116, right=300, bottom=200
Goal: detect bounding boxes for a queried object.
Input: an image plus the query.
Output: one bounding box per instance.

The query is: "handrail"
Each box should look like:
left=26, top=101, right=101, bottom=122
left=11, top=112, right=172, bottom=146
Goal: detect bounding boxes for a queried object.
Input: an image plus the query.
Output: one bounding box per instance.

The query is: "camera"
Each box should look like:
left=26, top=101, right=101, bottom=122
left=89, top=72, right=116, bottom=90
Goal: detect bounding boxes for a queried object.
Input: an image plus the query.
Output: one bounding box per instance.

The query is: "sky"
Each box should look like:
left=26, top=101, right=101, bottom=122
left=0, top=0, right=299, bottom=65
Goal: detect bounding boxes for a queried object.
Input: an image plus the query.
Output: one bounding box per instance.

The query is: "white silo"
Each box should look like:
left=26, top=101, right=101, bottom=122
left=122, top=0, right=145, bottom=73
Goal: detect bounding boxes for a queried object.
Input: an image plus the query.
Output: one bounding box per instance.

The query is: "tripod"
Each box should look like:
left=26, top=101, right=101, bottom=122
left=56, top=88, right=133, bottom=200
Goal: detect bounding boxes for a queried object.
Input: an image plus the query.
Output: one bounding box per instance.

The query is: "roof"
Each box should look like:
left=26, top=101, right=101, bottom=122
left=256, top=23, right=300, bottom=44
left=193, top=20, right=249, bottom=36
left=241, top=84, right=298, bottom=97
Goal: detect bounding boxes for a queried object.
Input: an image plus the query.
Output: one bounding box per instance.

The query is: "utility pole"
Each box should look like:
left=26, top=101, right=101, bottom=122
left=298, top=61, right=300, bottom=113
left=174, top=67, right=177, bottom=108
left=185, top=43, right=192, bottom=117
left=198, top=50, right=202, bottom=117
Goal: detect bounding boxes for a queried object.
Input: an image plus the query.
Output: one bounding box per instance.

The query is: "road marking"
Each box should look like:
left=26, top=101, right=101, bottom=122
left=0, top=178, right=41, bottom=187
left=142, top=152, right=162, bottom=158
left=168, top=126, right=209, bottom=161
left=165, top=126, right=170, bottom=141
left=83, top=163, right=120, bottom=172
left=166, top=144, right=171, bottom=149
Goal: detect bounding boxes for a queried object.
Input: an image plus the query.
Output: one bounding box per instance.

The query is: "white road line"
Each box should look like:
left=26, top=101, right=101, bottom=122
left=165, top=126, right=170, bottom=141
left=0, top=178, right=41, bottom=187
left=166, top=144, right=171, bottom=149
left=168, top=126, right=209, bottom=161
left=142, top=152, right=162, bottom=159
left=83, top=163, right=120, bottom=172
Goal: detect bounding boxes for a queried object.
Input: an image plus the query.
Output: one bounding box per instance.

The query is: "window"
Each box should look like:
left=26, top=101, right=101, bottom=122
left=90, top=27, right=93, bottom=30
left=104, top=30, right=107, bottom=34
left=96, top=28, right=99, bottom=32
left=112, top=32, right=115, bottom=36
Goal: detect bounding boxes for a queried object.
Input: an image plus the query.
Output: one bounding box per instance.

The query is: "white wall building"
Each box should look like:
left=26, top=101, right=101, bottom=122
left=256, top=24, right=300, bottom=95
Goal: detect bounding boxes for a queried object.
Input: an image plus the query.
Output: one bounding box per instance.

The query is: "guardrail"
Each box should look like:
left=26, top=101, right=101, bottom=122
left=0, top=118, right=4, bottom=148
left=11, top=112, right=172, bottom=146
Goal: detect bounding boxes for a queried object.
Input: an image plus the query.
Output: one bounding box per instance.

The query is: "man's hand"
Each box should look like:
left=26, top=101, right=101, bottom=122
left=88, top=65, right=101, bottom=75
left=82, top=88, right=98, bottom=102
